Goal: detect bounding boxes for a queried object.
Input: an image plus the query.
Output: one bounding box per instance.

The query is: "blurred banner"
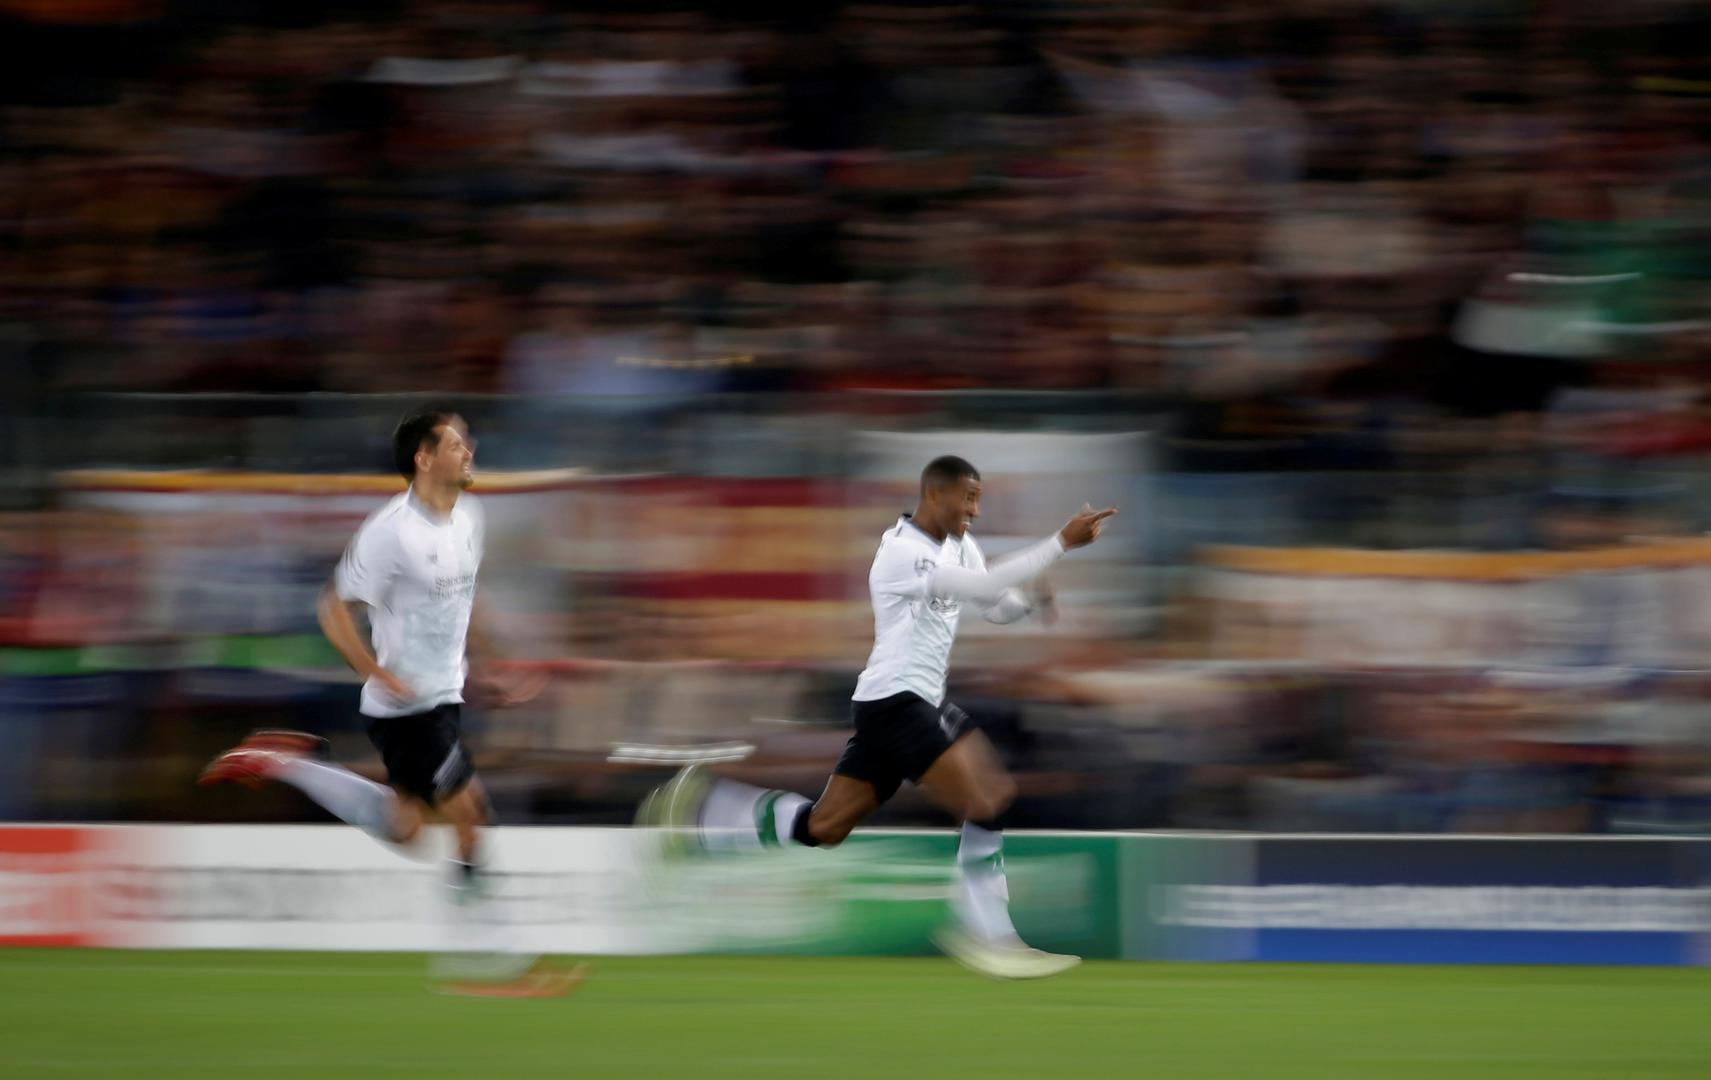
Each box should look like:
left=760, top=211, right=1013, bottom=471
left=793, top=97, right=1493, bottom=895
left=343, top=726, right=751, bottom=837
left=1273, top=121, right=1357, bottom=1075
left=0, top=823, right=1105, bottom=958
left=1139, top=835, right=1711, bottom=967
left=1200, top=543, right=1711, bottom=667
left=52, top=469, right=582, bottom=643
left=5, top=825, right=1707, bottom=966
left=39, top=428, right=1150, bottom=657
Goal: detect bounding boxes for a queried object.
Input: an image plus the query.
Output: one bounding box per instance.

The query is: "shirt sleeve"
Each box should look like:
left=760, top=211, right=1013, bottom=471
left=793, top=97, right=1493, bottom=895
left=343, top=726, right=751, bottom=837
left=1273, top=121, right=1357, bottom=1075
left=928, top=534, right=1064, bottom=606
left=333, top=517, right=401, bottom=607
left=869, top=534, right=933, bottom=598
left=982, top=588, right=1034, bottom=625
left=873, top=532, right=1065, bottom=607
left=961, top=534, right=1036, bottom=623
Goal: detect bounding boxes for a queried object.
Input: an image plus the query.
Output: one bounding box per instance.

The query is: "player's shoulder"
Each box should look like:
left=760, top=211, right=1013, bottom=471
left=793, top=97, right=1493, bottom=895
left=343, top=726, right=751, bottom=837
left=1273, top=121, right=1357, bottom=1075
left=356, top=491, right=412, bottom=536
left=877, top=517, right=935, bottom=552
left=456, top=492, right=486, bottom=525
left=347, top=489, right=410, bottom=540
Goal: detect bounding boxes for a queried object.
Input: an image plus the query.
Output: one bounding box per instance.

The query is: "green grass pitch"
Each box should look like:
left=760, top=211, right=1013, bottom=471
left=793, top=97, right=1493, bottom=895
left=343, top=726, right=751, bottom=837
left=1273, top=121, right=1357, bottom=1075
left=3, top=950, right=1708, bottom=1078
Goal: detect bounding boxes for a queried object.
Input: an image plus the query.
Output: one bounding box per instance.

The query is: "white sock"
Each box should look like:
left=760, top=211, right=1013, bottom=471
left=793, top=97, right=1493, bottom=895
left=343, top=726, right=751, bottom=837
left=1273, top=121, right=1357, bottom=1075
left=698, top=779, right=810, bottom=851
left=272, top=757, right=399, bottom=842
left=954, top=822, right=1018, bottom=943
left=761, top=790, right=811, bottom=847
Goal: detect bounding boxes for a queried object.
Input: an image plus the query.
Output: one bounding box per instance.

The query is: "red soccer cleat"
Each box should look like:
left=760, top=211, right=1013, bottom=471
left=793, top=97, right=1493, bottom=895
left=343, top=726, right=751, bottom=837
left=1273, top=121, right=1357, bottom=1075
left=245, top=730, right=330, bottom=757
left=197, top=730, right=328, bottom=789
left=435, top=960, right=590, bottom=999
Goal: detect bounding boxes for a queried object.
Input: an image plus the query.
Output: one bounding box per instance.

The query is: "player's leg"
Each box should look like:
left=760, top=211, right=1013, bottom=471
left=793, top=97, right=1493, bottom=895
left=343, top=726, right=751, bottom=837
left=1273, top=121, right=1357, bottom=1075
left=750, top=697, right=897, bottom=846
left=916, top=722, right=1015, bottom=825
left=917, top=725, right=1022, bottom=942
left=916, top=710, right=1078, bottom=978
left=645, top=712, right=896, bottom=852
left=390, top=795, right=426, bottom=845
left=652, top=766, right=881, bottom=850
left=800, top=773, right=879, bottom=846
left=200, top=730, right=412, bottom=845
left=399, top=705, right=489, bottom=889
left=424, top=754, right=575, bottom=994
left=436, top=776, right=491, bottom=884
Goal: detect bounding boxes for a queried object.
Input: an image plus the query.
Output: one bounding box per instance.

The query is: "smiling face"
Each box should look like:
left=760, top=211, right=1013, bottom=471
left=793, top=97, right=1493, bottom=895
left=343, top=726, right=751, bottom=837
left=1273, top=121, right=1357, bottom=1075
left=417, top=417, right=475, bottom=492
left=929, top=473, right=982, bottom=539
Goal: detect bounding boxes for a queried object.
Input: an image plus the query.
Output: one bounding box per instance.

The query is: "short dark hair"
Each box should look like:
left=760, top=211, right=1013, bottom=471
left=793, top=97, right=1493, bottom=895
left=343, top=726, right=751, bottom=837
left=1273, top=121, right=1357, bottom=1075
left=393, top=410, right=457, bottom=479
left=921, top=455, right=979, bottom=494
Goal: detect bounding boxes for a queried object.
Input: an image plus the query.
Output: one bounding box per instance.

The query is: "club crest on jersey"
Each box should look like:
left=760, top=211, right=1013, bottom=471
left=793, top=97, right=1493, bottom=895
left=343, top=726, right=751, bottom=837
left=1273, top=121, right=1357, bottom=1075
left=915, top=556, right=935, bottom=576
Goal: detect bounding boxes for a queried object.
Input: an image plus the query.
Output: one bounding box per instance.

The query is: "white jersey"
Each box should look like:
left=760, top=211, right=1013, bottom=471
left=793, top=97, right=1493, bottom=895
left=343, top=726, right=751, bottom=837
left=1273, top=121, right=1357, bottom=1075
left=853, top=515, right=1061, bottom=707
left=334, top=489, right=484, bottom=718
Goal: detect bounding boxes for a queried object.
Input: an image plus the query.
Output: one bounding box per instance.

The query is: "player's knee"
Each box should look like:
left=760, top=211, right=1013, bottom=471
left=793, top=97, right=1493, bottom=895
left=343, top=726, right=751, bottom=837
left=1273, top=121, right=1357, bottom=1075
left=441, top=788, right=485, bottom=828
left=391, top=805, right=424, bottom=845
left=464, top=794, right=492, bottom=828
left=971, top=777, right=1015, bottom=823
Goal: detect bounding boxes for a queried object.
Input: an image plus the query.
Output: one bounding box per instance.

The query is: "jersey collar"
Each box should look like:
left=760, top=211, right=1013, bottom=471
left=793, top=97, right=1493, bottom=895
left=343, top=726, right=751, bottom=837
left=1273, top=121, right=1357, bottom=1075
left=899, top=513, right=946, bottom=546
left=406, top=485, right=455, bottom=525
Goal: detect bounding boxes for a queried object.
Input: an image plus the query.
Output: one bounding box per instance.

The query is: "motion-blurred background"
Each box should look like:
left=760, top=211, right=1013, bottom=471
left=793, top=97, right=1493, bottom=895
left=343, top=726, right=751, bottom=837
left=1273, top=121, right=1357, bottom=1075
left=7, top=0, right=1711, bottom=836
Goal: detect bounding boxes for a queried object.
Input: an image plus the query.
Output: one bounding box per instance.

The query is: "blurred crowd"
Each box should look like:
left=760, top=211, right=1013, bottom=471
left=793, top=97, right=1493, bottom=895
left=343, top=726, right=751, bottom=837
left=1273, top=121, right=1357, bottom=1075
left=5, top=1, right=1711, bottom=402
left=7, top=0, right=1711, bottom=833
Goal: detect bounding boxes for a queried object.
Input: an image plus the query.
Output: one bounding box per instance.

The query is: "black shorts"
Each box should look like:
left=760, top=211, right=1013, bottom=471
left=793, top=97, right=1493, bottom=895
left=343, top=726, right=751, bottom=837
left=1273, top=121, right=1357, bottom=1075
left=834, top=691, right=973, bottom=805
left=364, top=703, right=476, bottom=805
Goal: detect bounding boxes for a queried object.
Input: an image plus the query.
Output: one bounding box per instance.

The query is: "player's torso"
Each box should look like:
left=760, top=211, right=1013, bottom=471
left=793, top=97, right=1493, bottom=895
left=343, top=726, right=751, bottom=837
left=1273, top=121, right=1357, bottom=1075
left=375, top=501, right=481, bottom=662
left=907, top=532, right=979, bottom=638
left=875, top=526, right=984, bottom=653
left=855, top=519, right=988, bottom=703
left=393, top=509, right=480, bottom=605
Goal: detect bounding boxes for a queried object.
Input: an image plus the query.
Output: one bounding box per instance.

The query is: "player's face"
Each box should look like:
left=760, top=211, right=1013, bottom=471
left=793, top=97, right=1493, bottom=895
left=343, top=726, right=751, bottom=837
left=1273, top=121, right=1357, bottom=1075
left=944, top=476, right=981, bottom=537
left=424, top=420, right=475, bottom=490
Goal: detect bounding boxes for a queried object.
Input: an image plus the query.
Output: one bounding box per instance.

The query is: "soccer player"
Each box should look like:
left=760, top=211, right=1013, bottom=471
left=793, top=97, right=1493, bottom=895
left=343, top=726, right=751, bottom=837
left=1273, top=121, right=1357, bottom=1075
left=200, top=410, right=541, bottom=907
left=645, top=455, right=1116, bottom=978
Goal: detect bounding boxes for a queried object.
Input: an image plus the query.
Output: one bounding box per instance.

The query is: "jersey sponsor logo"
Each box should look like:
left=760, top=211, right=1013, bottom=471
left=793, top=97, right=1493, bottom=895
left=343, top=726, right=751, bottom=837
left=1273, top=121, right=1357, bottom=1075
left=432, top=572, right=476, bottom=600
left=913, top=557, right=958, bottom=612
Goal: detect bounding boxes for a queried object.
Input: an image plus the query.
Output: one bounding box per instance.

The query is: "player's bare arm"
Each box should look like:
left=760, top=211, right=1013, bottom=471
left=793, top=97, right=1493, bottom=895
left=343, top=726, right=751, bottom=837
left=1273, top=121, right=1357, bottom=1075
left=317, top=580, right=413, bottom=703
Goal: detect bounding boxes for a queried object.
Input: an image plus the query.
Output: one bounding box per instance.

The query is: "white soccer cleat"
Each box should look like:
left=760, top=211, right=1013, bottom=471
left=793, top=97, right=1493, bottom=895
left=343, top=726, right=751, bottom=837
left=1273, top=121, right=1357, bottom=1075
left=636, top=763, right=714, bottom=857
left=934, top=926, right=1081, bottom=980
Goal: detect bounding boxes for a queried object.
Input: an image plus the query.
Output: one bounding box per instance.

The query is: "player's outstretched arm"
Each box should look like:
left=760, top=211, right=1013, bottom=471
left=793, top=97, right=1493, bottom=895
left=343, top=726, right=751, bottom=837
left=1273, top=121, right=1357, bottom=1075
left=982, top=576, right=1059, bottom=626
left=929, top=505, right=1117, bottom=606
left=982, top=588, right=1034, bottom=624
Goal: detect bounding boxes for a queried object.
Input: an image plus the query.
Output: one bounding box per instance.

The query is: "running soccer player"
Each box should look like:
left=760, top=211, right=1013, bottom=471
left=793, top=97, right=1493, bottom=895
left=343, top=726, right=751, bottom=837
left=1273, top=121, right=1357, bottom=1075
left=644, top=455, right=1115, bottom=978
left=200, top=410, right=541, bottom=905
